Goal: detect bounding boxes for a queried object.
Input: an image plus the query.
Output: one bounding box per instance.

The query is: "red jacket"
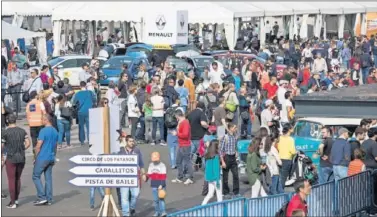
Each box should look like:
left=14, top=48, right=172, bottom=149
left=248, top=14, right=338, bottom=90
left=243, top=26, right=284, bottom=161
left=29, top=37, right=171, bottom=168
left=367, top=76, right=377, bottom=84
left=177, top=119, right=191, bottom=147
left=286, top=194, right=308, bottom=217
left=263, top=83, right=278, bottom=99
left=301, top=68, right=311, bottom=86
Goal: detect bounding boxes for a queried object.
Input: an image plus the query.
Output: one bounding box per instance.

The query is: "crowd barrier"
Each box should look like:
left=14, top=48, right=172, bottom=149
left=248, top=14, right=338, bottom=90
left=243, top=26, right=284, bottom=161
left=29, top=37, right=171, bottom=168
left=168, top=170, right=375, bottom=217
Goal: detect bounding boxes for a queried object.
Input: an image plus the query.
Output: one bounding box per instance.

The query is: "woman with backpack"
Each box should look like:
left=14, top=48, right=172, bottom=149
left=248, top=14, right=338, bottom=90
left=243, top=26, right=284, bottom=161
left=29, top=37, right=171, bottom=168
left=201, top=140, right=223, bottom=205
left=247, top=137, right=268, bottom=198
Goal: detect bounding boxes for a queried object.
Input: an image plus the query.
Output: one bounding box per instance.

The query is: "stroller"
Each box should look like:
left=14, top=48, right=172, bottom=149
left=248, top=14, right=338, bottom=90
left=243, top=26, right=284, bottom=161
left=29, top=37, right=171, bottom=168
left=285, top=151, right=318, bottom=186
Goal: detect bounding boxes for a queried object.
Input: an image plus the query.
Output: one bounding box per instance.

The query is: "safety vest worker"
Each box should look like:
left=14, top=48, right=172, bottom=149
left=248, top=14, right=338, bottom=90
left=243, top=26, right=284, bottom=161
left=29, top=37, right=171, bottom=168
left=26, top=91, right=46, bottom=150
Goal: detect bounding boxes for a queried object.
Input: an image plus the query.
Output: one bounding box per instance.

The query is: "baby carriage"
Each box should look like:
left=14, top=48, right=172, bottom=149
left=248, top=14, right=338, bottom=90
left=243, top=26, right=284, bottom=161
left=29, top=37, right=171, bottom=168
left=285, top=151, right=318, bottom=187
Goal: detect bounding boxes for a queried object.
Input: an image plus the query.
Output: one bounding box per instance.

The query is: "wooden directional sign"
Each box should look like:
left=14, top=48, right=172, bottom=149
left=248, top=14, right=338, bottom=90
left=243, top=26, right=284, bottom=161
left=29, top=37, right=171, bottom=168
left=69, top=154, right=139, bottom=188
left=69, top=177, right=138, bottom=187
left=69, top=166, right=138, bottom=176
left=69, top=155, right=138, bottom=165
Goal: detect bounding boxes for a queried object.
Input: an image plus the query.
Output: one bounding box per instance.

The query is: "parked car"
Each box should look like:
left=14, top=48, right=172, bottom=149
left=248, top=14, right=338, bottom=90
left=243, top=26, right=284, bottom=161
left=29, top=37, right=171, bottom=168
left=99, top=55, right=154, bottom=86
left=292, top=117, right=361, bottom=169
left=48, top=55, right=107, bottom=87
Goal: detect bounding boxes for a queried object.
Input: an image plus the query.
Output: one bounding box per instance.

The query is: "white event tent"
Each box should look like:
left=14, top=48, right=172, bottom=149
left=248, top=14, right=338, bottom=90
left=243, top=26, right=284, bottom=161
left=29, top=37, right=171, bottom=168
left=47, top=1, right=377, bottom=51
left=2, top=21, right=48, bottom=65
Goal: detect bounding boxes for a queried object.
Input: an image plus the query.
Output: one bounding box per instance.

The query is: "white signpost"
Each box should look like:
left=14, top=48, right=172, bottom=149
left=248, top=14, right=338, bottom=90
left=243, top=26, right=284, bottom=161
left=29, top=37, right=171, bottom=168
left=69, top=177, right=138, bottom=188
left=69, top=155, right=138, bottom=188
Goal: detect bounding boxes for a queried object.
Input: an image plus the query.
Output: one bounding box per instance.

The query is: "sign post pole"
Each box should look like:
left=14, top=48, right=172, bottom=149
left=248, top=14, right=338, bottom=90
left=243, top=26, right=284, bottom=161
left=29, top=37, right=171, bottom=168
left=97, top=107, right=120, bottom=217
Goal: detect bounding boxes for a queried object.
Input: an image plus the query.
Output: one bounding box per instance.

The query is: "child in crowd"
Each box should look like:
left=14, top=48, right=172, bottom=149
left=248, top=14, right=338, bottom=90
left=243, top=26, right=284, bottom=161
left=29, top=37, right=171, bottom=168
left=347, top=148, right=366, bottom=176
left=202, top=140, right=223, bottom=205
left=147, top=152, right=167, bottom=217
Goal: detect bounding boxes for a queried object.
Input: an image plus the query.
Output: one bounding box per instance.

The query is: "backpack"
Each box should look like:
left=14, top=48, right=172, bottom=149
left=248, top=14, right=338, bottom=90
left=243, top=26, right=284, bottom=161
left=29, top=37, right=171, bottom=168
left=164, top=107, right=178, bottom=128
left=275, top=201, right=289, bottom=217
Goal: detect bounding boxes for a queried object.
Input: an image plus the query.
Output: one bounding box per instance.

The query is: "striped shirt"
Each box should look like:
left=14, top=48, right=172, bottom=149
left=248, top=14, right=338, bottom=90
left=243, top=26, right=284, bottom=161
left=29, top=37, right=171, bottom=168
left=220, top=134, right=237, bottom=156
left=1, top=127, right=28, bottom=163
left=147, top=162, right=167, bottom=188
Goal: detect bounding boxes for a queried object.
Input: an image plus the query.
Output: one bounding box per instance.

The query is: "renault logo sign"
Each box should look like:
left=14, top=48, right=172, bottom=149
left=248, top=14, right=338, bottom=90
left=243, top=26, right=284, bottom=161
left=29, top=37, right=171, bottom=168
left=180, top=14, right=185, bottom=29
left=156, top=15, right=166, bottom=30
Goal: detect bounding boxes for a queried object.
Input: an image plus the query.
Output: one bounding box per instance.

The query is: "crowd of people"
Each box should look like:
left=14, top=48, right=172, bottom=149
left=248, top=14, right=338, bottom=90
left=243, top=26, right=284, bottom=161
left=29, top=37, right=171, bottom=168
left=1, top=31, right=377, bottom=217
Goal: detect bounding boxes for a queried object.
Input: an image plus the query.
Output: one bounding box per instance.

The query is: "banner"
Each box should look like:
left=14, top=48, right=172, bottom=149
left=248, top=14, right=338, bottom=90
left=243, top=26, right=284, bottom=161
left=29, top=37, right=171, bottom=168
left=144, top=10, right=188, bottom=45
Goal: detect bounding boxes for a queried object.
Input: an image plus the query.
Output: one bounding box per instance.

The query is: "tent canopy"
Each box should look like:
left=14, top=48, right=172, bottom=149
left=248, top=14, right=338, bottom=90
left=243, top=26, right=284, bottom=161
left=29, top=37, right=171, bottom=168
left=51, top=2, right=145, bottom=22
left=2, top=2, right=52, bottom=16
left=2, top=21, right=46, bottom=39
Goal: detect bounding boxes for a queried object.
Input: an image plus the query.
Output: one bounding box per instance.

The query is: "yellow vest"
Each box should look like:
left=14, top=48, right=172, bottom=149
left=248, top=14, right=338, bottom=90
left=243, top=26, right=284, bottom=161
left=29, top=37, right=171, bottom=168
left=26, top=99, right=44, bottom=127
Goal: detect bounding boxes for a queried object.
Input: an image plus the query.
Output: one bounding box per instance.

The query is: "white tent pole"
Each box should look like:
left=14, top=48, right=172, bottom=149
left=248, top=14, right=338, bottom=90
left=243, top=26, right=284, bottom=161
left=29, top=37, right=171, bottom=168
left=360, top=13, right=367, bottom=35
left=338, top=14, right=345, bottom=39
left=259, top=16, right=266, bottom=47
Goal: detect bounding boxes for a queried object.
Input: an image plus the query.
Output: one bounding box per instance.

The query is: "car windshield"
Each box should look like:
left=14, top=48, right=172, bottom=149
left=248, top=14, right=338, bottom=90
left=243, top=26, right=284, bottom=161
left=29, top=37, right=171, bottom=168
left=193, top=57, right=213, bottom=70
left=48, top=57, right=64, bottom=67
left=102, top=58, right=132, bottom=69
left=293, top=121, right=322, bottom=139
left=167, top=58, right=188, bottom=70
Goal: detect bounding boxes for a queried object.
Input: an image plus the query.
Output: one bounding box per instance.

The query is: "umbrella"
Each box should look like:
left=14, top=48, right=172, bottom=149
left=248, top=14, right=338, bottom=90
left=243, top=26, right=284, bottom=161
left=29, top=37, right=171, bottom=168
left=176, top=50, right=200, bottom=58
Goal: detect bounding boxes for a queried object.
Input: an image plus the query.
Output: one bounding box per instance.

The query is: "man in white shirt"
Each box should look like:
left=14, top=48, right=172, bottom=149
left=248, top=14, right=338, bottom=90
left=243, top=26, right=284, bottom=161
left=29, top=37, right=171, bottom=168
left=206, top=62, right=225, bottom=86
left=150, top=89, right=166, bottom=146
left=302, top=43, right=313, bottom=61
left=102, top=27, right=109, bottom=44
left=261, top=99, right=275, bottom=134
left=280, top=91, right=293, bottom=126
left=79, top=63, right=93, bottom=83
left=312, top=52, right=328, bottom=80
left=26, top=68, right=43, bottom=94
left=277, top=80, right=288, bottom=106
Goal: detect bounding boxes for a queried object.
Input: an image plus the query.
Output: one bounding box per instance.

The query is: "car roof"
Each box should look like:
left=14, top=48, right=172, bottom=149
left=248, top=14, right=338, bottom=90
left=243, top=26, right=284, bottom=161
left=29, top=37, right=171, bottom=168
left=189, top=55, right=214, bottom=59
left=297, top=117, right=361, bottom=126
left=55, top=55, right=106, bottom=61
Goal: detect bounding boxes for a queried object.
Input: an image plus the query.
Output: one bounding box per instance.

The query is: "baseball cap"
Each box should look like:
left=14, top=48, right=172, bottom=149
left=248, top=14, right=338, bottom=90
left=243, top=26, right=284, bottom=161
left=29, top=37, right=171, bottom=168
left=265, top=99, right=273, bottom=107
left=151, top=152, right=160, bottom=162
left=338, top=127, right=350, bottom=136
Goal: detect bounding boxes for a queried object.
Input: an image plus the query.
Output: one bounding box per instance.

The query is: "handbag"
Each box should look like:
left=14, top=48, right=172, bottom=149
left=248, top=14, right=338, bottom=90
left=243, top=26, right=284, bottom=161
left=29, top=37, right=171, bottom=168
left=226, top=111, right=234, bottom=120
left=60, top=106, right=73, bottom=120
left=225, top=92, right=237, bottom=112
left=240, top=111, right=250, bottom=121
left=22, top=78, right=39, bottom=103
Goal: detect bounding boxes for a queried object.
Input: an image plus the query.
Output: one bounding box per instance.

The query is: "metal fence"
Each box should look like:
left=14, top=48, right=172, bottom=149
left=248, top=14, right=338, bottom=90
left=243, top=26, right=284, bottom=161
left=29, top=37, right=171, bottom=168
left=168, top=171, right=375, bottom=217
left=307, top=180, right=335, bottom=217
left=167, top=198, right=244, bottom=217
left=335, top=170, right=372, bottom=216
left=244, top=193, right=290, bottom=217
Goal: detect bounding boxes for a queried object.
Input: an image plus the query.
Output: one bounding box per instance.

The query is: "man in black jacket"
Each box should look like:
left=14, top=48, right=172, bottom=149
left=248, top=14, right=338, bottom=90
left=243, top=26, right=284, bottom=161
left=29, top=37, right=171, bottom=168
left=349, top=127, right=366, bottom=160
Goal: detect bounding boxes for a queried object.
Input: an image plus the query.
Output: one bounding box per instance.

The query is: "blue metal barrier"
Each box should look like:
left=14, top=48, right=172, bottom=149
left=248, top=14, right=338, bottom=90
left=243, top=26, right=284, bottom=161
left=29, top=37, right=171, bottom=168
left=244, top=193, right=290, bottom=217
left=307, top=181, right=335, bottom=216
left=167, top=198, right=244, bottom=217
left=168, top=171, right=374, bottom=217
left=335, top=170, right=372, bottom=216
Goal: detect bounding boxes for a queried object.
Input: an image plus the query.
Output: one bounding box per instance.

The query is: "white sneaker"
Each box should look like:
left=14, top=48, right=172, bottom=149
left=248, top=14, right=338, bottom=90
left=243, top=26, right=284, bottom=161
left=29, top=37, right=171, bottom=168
left=184, top=179, right=194, bottom=185
left=150, top=142, right=156, bottom=146
left=171, top=178, right=183, bottom=183
left=159, top=142, right=167, bottom=146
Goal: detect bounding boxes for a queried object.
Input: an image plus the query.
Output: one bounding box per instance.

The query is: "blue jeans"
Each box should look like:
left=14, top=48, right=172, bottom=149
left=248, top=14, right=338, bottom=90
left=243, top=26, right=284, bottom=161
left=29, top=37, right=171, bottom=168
left=342, top=59, right=350, bottom=69
left=319, top=70, right=326, bottom=81
left=333, top=165, right=348, bottom=180
left=177, top=146, right=194, bottom=180
left=78, top=113, right=89, bottom=144
left=120, top=187, right=140, bottom=216
left=270, top=175, right=284, bottom=195
left=319, top=166, right=334, bottom=184
left=89, top=187, right=104, bottom=207
left=280, top=159, right=292, bottom=191
left=191, top=140, right=200, bottom=155
left=32, top=160, right=54, bottom=202
left=374, top=55, right=377, bottom=68
left=152, top=117, right=165, bottom=142
left=167, top=129, right=178, bottom=168
left=152, top=188, right=166, bottom=215
left=57, top=119, right=71, bottom=145
left=136, top=116, right=145, bottom=141
left=361, top=67, right=370, bottom=84
left=247, top=119, right=253, bottom=136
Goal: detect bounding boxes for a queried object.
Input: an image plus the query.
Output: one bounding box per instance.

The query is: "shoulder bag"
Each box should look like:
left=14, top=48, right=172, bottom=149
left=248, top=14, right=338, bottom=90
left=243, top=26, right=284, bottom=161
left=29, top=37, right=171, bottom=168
left=22, top=78, right=39, bottom=103
left=225, top=92, right=237, bottom=112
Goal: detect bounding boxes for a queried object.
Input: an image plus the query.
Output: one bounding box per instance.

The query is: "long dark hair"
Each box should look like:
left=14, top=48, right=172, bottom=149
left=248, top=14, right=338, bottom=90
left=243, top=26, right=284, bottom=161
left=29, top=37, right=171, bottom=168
left=257, top=127, right=269, bottom=139
left=205, top=140, right=219, bottom=159
left=57, top=94, right=66, bottom=109
left=248, top=137, right=262, bottom=154
left=264, top=135, right=279, bottom=154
